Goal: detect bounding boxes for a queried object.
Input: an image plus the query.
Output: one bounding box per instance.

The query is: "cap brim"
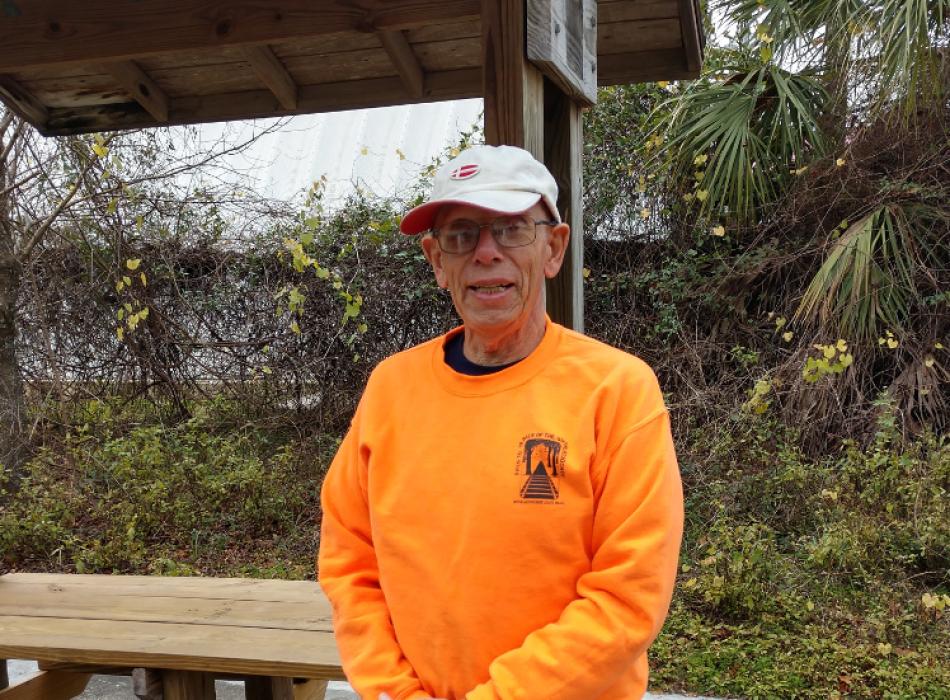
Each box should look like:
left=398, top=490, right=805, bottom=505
left=399, top=191, right=543, bottom=234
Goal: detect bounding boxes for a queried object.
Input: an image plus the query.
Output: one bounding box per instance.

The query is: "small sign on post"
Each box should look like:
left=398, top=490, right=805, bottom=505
left=526, top=0, right=598, bottom=105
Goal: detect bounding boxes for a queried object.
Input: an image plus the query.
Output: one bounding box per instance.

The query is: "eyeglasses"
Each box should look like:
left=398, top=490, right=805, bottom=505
left=430, top=215, right=559, bottom=254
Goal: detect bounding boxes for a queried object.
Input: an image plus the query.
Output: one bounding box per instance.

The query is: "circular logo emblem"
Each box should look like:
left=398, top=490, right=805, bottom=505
left=450, top=164, right=480, bottom=180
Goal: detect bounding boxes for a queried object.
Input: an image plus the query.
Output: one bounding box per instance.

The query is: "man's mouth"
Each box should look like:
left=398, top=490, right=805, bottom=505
left=471, top=284, right=512, bottom=293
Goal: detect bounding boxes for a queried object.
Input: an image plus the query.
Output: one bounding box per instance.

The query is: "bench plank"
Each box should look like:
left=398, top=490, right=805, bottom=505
left=0, top=574, right=324, bottom=604
left=0, top=616, right=343, bottom=679
left=0, top=670, right=91, bottom=700
left=0, top=589, right=332, bottom=631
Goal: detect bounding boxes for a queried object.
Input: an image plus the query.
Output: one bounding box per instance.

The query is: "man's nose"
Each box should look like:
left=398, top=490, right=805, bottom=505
left=471, top=226, right=503, bottom=264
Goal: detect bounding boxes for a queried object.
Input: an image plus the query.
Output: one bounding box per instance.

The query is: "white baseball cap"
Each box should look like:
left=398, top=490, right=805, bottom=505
left=399, top=144, right=560, bottom=235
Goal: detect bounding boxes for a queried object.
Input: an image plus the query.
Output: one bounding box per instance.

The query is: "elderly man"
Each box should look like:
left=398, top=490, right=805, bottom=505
left=318, top=145, right=683, bottom=700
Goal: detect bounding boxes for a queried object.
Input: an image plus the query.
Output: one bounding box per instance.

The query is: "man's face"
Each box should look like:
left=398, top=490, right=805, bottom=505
left=421, top=202, right=569, bottom=340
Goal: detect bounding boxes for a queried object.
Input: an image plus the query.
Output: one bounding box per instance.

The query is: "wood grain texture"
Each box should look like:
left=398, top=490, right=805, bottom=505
left=598, top=0, right=680, bottom=22
left=101, top=61, right=170, bottom=121
left=241, top=45, right=298, bottom=109
left=37, top=67, right=480, bottom=135
left=526, top=0, right=597, bottom=105
left=481, top=0, right=544, bottom=157
left=678, top=0, right=705, bottom=72
left=0, top=670, right=90, bottom=700
left=0, top=0, right=481, bottom=72
left=543, top=79, right=584, bottom=332
left=245, top=675, right=294, bottom=700
left=598, top=18, right=682, bottom=55
left=162, top=670, right=214, bottom=700
left=132, top=667, right=163, bottom=700
left=292, top=679, right=329, bottom=700
left=0, top=75, right=48, bottom=126
left=377, top=30, right=425, bottom=98
left=597, top=48, right=693, bottom=85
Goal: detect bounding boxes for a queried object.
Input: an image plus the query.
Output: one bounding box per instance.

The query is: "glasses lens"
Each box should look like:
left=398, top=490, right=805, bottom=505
left=439, top=220, right=479, bottom=253
left=492, top=216, right=535, bottom=248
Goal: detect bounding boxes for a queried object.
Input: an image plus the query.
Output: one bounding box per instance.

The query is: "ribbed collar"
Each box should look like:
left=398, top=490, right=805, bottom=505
left=431, top=317, right=563, bottom=396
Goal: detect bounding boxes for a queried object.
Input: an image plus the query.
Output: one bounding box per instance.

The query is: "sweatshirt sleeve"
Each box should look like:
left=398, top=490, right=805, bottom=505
left=465, top=410, right=684, bottom=700
left=318, top=405, right=429, bottom=700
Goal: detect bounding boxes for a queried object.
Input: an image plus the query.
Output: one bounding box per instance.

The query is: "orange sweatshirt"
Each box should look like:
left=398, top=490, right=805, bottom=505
left=318, top=320, right=683, bottom=700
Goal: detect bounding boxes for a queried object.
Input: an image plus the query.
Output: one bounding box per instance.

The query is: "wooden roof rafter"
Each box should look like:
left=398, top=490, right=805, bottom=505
left=0, top=0, right=704, bottom=136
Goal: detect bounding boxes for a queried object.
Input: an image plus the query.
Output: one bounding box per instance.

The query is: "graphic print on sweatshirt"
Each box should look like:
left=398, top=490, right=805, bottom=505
left=513, top=433, right=567, bottom=504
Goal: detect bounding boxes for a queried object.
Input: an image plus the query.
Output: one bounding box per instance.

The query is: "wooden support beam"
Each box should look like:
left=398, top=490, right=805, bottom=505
left=543, top=78, right=584, bottom=332
left=161, top=670, right=214, bottom=700
left=0, top=76, right=48, bottom=127
left=377, top=31, right=425, bottom=99
left=101, top=61, right=169, bottom=122
left=677, top=0, right=704, bottom=73
left=132, top=668, right=163, bottom=700
left=40, top=68, right=481, bottom=136
left=0, top=0, right=481, bottom=73
left=241, top=45, right=299, bottom=110
left=597, top=49, right=695, bottom=85
left=0, top=671, right=91, bottom=700
left=245, top=676, right=294, bottom=700
left=292, top=679, right=329, bottom=700
left=481, top=0, right=544, bottom=157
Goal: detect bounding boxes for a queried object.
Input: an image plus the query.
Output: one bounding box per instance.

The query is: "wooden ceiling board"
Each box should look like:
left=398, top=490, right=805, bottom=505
left=0, top=1, right=704, bottom=135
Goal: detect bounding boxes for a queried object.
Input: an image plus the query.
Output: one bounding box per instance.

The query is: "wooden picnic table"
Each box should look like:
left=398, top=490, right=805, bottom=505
left=0, top=573, right=345, bottom=699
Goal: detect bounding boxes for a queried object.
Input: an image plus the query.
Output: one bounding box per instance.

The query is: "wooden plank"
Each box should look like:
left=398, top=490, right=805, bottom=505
left=0, top=660, right=7, bottom=691
left=598, top=0, right=680, bottom=22
left=132, top=668, right=163, bottom=700
left=0, top=574, right=324, bottom=604
left=481, top=0, right=544, bottom=157
left=293, top=679, right=328, bottom=700
left=0, top=588, right=333, bottom=631
left=410, top=38, right=480, bottom=72
left=526, top=0, right=597, bottom=105
left=241, top=45, right=298, bottom=110
left=162, top=670, right=214, bottom=700
left=38, top=68, right=481, bottom=135
left=543, top=78, right=584, bottom=332
left=246, top=676, right=294, bottom=700
left=598, top=18, right=682, bottom=55
left=377, top=30, right=425, bottom=98
left=0, top=75, right=48, bottom=126
left=0, top=671, right=90, bottom=700
left=101, top=60, right=169, bottom=121
left=597, top=48, right=693, bottom=85
left=0, top=615, right=344, bottom=679
left=0, top=0, right=481, bottom=72
left=678, top=0, right=704, bottom=73
left=406, top=19, right=480, bottom=43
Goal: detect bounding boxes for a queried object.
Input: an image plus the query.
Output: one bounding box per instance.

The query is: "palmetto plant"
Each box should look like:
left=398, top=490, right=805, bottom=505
left=660, top=61, right=826, bottom=223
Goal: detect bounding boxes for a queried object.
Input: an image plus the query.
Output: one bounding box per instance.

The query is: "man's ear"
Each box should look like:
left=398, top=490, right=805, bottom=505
left=543, top=223, right=571, bottom=279
left=421, top=235, right=448, bottom=288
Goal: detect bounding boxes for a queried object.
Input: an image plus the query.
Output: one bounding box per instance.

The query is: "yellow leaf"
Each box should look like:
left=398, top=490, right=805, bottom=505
left=711, top=225, right=726, bottom=237
left=782, top=331, right=794, bottom=342
left=839, top=353, right=854, bottom=368
left=640, top=208, right=651, bottom=220
left=775, top=316, right=787, bottom=329
left=449, top=147, right=460, bottom=157
left=935, top=342, right=945, bottom=350
left=887, top=338, right=899, bottom=349
left=116, top=280, right=125, bottom=293
left=836, top=157, right=846, bottom=167
left=836, top=339, right=848, bottom=352
left=792, top=166, right=808, bottom=176
left=693, top=154, right=708, bottom=166
left=140, top=272, right=147, bottom=287
left=358, top=322, right=368, bottom=334
left=696, top=189, right=708, bottom=202
left=359, top=146, right=368, bottom=156
left=290, top=321, right=301, bottom=335
left=582, top=267, right=591, bottom=279
left=123, top=276, right=132, bottom=287
left=924, top=356, right=935, bottom=368
left=396, top=148, right=406, bottom=160
left=822, top=345, right=836, bottom=359
left=877, top=643, right=892, bottom=656
left=92, top=143, right=109, bottom=158
left=116, top=327, right=124, bottom=341
left=262, top=365, right=273, bottom=375
left=806, top=601, right=815, bottom=611
left=126, top=258, right=141, bottom=271
left=656, top=81, right=669, bottom=88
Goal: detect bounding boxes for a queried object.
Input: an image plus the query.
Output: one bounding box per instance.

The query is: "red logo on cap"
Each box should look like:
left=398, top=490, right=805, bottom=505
left=450, top=164, right=480, bottom=180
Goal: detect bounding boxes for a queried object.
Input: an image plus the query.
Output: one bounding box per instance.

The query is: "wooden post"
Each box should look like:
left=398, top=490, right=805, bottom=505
left=481, top=0, right=586, bottom=331
left=543, top=78, right=584, bottom=332
left=245, top=675, right=294, bottom=700
left=0, top=660, right=7, bottom=690
left=132, top=667, right=163, bottom=699
left=161, top=670, right=214, bottom=700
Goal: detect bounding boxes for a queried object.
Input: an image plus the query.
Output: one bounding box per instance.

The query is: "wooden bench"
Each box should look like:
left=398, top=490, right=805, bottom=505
left=0, top=573, right=345, bottom=699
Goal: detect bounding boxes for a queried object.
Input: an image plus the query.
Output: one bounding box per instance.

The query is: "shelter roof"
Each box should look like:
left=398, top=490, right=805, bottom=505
left=0, top=0, right=704, bottom=136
